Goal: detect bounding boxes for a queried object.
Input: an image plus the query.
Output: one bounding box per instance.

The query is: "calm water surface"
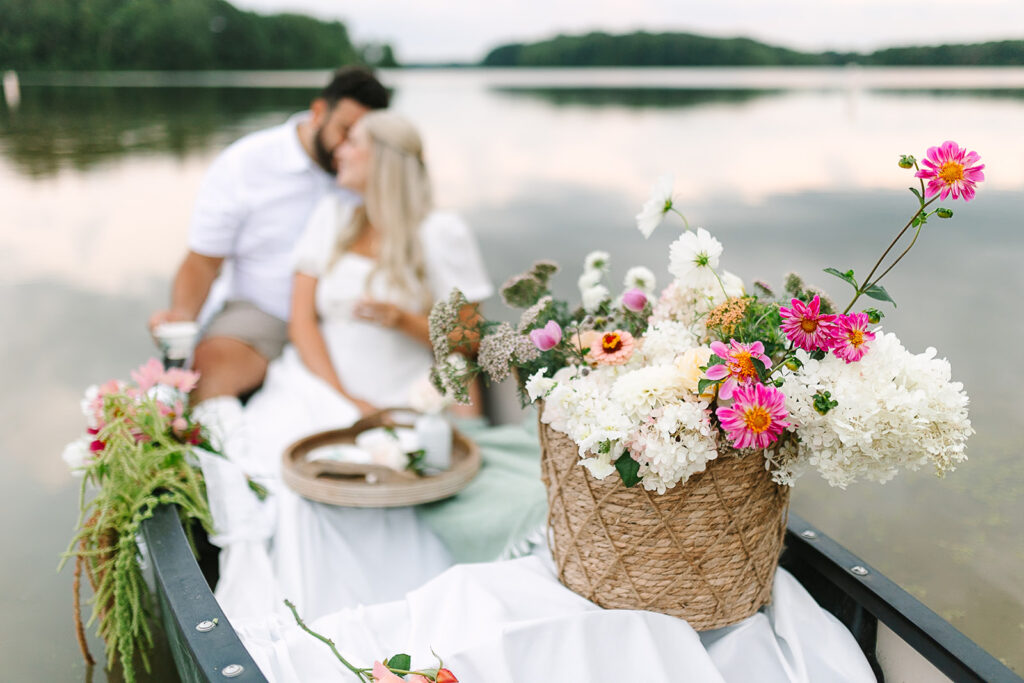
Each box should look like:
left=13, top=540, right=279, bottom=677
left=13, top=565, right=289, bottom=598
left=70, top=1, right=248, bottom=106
left=2, top=68, right=1022, bottom=679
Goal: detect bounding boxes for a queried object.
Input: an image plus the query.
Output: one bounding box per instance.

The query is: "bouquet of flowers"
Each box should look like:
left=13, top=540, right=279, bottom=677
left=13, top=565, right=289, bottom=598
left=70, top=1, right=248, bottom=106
left=430, top=141, right=978, bottom=494
left=60, top=359, right=260, bottom=682
left=428, top=142, right=980, bottom=627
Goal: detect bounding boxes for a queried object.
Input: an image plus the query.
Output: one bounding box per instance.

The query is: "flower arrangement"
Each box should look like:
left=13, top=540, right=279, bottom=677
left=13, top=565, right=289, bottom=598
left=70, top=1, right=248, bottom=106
left=429, top=141, right=979, bottom=494
left=60, top=359, right=262, bottom=682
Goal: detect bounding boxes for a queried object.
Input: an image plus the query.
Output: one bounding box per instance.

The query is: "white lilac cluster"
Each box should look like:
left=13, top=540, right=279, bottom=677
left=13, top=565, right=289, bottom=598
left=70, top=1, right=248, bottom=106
left=780, top=331, right=973, bottom=488
left=648, top=271, right=743, bottom=333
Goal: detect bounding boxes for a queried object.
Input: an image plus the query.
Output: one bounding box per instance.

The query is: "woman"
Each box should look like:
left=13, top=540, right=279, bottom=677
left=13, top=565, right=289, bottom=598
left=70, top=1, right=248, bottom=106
left=214, top=111, right=493, bottom=622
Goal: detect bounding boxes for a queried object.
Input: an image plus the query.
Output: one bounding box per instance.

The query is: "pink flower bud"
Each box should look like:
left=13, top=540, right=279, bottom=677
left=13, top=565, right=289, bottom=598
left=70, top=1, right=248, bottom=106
left=529, top=320, right=562, bottom=351
left=622, top=287, right=648, bottom=312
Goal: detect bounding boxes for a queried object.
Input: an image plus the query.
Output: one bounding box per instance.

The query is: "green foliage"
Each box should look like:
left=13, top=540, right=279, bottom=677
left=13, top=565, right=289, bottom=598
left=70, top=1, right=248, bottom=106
left=729, top=298, right=788, bottom=359
left=482, top=31, right=1024, bottom=67
left=615, top=452, right=641, bottom=488
left=61, top=392, right=215, bottom=683
left=0, top=0, right=379, bottom=69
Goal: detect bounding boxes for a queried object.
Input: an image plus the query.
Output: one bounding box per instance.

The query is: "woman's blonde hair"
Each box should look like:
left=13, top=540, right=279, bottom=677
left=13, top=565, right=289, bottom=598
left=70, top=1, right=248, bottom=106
left=332, top=110, right=434, bottom=310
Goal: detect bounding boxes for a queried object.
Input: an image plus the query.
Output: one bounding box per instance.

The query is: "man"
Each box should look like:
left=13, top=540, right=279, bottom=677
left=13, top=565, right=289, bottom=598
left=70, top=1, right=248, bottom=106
left=149, top=66, right=388, bottom=403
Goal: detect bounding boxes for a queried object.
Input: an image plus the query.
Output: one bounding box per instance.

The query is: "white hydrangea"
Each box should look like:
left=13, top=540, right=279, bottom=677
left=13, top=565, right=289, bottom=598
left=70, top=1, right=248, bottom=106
left=627, top=400, right=718, bottom=493
left=638, top=320, right=697, bottom=364
left=624, top=266, right=657, bottom=294
left=610, top=365, right=686, bottom=422
left=525, top=367, right=557, bottom=402
left=648, top=280, right=724, bottom=337
left=781, top=331, right=973, bottom=488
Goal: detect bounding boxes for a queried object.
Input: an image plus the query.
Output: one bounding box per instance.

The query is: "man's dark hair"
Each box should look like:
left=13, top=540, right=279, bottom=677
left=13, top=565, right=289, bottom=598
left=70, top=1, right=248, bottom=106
left=320, top=66, right=389, bottom=110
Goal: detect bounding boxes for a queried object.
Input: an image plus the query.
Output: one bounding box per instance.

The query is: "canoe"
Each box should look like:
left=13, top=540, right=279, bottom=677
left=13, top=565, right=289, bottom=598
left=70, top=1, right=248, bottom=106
left=139, top=502, right=1022, bottom=683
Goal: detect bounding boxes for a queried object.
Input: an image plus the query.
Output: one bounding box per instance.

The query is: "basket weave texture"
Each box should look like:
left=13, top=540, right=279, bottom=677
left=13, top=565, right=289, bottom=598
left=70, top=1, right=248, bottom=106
left=539, top=418, right=790, bottom=630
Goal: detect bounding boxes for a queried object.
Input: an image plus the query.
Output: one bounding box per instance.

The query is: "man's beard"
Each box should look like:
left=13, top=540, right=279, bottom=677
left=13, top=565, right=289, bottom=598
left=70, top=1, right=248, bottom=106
left=312, top=127, right=335, bottom=174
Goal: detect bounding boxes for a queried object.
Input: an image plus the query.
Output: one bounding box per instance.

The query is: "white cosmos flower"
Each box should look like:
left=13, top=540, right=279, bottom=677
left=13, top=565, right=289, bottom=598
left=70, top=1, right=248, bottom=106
left=635, top=174, right=674, bottom=238
left=624, top=266, right=657, bottom=293
left=668, top=227, right=723, bottom=290
left=582, top=285, right=610, bottom=312
left=584, top=250, right=611, bottom=273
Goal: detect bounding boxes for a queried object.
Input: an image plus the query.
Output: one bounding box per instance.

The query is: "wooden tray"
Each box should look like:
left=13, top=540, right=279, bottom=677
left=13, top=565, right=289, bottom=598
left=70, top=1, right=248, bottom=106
left=281, top=409, right=481, bottom=508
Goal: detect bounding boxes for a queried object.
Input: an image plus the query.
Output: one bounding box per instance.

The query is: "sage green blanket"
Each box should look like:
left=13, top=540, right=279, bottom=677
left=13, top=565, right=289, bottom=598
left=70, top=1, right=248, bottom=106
left=417, top=414, right=549, bottom=563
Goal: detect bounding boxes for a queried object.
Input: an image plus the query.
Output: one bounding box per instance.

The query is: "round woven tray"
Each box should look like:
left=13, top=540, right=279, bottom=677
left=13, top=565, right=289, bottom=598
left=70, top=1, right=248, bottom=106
left=539, top=416, right=790, bottom=630
left=282, top=409, right=480, bottom=508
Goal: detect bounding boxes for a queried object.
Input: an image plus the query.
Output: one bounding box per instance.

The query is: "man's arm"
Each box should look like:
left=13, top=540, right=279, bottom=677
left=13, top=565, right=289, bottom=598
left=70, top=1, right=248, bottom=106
left=148, top=251, right=224, bottom=330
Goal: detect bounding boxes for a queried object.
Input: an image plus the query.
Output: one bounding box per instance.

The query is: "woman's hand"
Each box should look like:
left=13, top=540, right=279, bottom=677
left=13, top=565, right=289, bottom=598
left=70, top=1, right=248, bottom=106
left=350, top=396, right=378, bottom=418
left=353, top=299, right=402, bottom=328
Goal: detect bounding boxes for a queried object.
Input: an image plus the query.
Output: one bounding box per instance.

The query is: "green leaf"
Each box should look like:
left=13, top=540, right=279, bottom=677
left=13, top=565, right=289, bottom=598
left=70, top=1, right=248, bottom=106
left=615, top=454, right=641, bottom=488
left=809, top=349, right=827, bottom=361
left=385, top=653, right=411, bottom=672
left=823, top=267, right=858, bottom=290
left=909, top=186, right=923, bottom=202
left=697, top=378, right=717, bottom=395
left=751, top=357, right=771, bottom=383
left=706, top=354, right=725, bottom=367
left=863, top=283, right=897, bottom=307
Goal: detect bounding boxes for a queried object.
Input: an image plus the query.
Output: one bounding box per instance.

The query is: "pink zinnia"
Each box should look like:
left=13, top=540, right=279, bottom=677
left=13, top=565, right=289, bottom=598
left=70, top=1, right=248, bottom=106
left=585, top=330, right=635, bottom=365
left=705, top=339, right=772, bottom=400
left=831, top=313, right=876, bottom=363
left=779, top=295, right=837, bottom=352
left=915, top=141, right=984, bottom=201
left=716, top=383, right=791, bottom=450
left=529, top=320, right=562, bottom=351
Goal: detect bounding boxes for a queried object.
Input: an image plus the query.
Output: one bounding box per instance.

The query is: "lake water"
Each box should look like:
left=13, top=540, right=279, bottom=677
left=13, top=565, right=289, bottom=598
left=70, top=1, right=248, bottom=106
left=2, top=68, right=1022, bottom=679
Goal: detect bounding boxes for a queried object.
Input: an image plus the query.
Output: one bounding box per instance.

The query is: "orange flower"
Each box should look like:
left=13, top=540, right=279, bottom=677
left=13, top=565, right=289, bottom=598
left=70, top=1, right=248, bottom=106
left=436, top=669, right=459, bottom=683
left=585, top=329, right=635, bottom=366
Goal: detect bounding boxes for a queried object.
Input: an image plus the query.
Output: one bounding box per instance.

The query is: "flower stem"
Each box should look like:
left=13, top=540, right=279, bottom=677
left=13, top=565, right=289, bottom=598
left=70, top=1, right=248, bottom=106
left=670, top=206, right=691, bottom=231
left=285, top=599, right=369, bottom=681
left=843, top=195, right=938, bottom=314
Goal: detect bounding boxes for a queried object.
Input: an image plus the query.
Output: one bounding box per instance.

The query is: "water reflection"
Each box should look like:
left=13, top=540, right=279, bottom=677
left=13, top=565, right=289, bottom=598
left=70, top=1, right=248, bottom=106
left=0, top=86, right=313, bottom=177
left=490, top=86, right=780, bottom=109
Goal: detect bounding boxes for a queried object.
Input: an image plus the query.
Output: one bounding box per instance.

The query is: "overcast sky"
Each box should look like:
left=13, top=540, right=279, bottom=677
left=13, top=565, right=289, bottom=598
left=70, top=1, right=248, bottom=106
left=232, top=0, right=1024, bottom=63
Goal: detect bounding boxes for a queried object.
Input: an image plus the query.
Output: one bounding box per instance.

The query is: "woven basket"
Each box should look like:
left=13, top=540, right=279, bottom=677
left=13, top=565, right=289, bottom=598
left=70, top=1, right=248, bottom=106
left=539, top=417, right=790, bottom=630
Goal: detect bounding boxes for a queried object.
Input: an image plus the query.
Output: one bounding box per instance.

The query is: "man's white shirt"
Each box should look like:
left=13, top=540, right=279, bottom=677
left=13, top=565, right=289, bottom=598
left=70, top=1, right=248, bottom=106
left=188, top=112, right=357, bottom=323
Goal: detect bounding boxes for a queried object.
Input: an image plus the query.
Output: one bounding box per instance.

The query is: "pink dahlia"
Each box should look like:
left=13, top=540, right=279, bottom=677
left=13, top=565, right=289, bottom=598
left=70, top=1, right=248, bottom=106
left=585, top=330, right=635, bottom=365
left=915, top=141, right=984, bottom=201
left=716, top=383, right=791, bottom=450
left=779, top=295, right=837, bottom=352
left=705, top=339, right=772, bottom=400
left=831, top=313, right=876, bottom=363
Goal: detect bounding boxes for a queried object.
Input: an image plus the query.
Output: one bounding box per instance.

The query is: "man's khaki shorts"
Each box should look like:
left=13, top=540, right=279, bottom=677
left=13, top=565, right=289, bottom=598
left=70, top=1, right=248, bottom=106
left=202, top=300, right=288, bottom=360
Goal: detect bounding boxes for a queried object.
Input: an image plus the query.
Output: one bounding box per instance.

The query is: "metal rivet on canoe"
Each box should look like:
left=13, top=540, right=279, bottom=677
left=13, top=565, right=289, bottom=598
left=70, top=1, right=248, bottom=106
left=799, top=529, right=818, bottom=539
left=850, top=565, right=870, bottom=576
left=222, top=664, right=245, bottom=677
left=195, top=620, right=216, bottom=632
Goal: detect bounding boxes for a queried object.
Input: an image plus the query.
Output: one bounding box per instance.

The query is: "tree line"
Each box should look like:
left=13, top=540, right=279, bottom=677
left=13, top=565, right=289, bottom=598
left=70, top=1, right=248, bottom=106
left=0, top=0, right=397, bottom=70
left=482, top=31, right=1024, bottom=67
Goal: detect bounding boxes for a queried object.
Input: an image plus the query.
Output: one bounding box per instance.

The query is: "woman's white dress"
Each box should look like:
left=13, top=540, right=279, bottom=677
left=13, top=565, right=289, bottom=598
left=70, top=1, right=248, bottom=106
left=211, top=198, right=493, bottom=623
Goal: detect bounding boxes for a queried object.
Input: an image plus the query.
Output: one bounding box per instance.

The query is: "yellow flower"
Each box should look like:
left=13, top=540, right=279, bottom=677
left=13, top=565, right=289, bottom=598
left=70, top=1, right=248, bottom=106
left=675, top=346, right=714, bottom=400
